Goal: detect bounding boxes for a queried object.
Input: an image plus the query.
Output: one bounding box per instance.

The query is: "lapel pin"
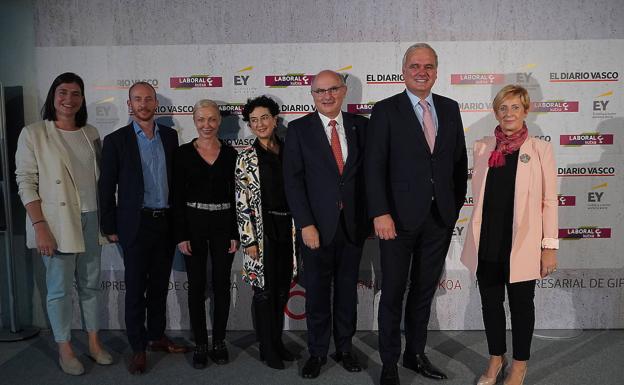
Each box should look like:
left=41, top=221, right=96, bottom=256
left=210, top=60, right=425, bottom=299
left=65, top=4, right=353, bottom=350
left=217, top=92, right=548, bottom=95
left=520, top=153, right=531, bottom=163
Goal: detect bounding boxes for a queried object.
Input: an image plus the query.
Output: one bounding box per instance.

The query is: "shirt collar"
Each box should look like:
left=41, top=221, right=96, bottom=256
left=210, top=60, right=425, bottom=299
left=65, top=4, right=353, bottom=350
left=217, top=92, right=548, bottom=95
left=317, top=111, right=344, bottom=130
left=405, top=88, right=434, bottom=108
left=132, top=120, right=159, bottom=136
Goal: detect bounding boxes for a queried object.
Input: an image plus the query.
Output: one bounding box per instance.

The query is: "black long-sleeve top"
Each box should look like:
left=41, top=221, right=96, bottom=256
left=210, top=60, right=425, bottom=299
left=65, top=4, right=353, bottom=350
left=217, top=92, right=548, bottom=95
left=172, top=139, right=239, bottom=243
left=478, top=150, right=519, bottom=265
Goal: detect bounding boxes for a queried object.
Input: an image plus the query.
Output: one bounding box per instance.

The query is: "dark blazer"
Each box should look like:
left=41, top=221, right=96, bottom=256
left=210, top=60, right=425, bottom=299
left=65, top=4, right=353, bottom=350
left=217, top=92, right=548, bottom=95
left=365, top=91, right=467, bottom=230
left=283, top=111, right=369, bottom=246
left=98, top=123, right=179, bottom=247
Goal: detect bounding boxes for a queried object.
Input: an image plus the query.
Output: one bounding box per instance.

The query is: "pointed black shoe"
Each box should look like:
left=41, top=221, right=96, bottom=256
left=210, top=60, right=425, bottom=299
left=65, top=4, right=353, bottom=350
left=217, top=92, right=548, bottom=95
left=403, top=353, right=447, bottom=380
left=301, top=356, right=327, bottom=379
left=192, top=344, right=208, bottom=369
left=380, top=364, right=400, bottom=385
left=334, top=351, right=362, bottom=372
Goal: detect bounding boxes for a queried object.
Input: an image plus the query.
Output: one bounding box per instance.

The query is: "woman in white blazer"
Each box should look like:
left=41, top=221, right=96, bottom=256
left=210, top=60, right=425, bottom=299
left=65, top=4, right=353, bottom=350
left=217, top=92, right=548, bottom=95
left=15, top=73, right=111, bottom=375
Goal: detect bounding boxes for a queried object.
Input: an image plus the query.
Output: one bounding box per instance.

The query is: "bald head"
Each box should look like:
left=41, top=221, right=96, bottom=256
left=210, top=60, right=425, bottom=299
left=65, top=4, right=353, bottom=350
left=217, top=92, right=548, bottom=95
left=310, top=70, right=348, bottom=119
left=312, top=70, right=345, bottom=89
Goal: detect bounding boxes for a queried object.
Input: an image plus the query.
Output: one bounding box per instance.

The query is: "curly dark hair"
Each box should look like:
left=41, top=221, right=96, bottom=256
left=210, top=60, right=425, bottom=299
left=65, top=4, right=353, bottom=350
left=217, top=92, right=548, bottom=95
left=41, top=72, right=88, bottom=127
left=241, top=95, right=280, bottom=122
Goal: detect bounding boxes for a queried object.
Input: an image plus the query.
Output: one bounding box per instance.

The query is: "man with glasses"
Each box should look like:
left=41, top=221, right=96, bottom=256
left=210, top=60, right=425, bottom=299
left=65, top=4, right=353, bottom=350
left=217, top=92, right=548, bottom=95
left=283, top=70, right=369, bottom=379
left=365, top=43, right=468, bottom=385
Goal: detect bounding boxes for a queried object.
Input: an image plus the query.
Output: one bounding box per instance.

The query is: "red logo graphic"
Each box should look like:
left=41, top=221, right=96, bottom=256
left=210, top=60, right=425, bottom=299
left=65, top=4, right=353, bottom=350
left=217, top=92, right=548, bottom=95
left=560, top=134, right=614, bottom=145
left=265, top=75, right=314, bottom=87
left=284, top=281, right=306, bottom=320
left=170, top=75, right=223, bottom=89
left=531, top=101, right=579, bottom=112
left=347, top=103, right=375, bottom=115
left=559, top=227, right=612, bottom=239
left=451, top=74, right=505, bottom=85
left=558, top=195, right=576, bottom=206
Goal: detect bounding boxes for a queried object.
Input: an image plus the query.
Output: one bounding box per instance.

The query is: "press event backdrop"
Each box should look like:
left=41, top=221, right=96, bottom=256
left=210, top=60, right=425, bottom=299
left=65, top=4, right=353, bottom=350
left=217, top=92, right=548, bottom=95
left=2, top=0, right=623, bottom=332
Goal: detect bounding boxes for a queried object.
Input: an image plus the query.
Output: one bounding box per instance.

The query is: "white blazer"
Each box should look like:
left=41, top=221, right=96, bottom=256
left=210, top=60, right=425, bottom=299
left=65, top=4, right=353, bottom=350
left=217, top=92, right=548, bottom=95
left=15, top=120, right=107, bottom=253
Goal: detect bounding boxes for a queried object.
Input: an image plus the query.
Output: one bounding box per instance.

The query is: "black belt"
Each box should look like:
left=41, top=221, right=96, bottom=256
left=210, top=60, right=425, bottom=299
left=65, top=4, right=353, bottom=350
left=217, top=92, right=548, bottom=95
left=141, top=207, right=168, bottom=218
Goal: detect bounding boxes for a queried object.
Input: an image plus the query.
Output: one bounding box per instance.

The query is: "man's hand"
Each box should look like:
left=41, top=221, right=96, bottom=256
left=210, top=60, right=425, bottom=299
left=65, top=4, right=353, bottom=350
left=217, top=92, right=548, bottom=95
left=106, top=233, right=120, bottom=243
left=178, top=240, right=192, bottom=255
left=302, top=225, right=320, bottom=249
left=374, top=214, right=397, bottom=240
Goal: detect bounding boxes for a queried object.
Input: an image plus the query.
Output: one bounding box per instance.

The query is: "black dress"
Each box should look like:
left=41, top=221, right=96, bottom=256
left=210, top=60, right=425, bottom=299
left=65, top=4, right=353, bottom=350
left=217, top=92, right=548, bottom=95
left=173, top=139, right=239, bottom=345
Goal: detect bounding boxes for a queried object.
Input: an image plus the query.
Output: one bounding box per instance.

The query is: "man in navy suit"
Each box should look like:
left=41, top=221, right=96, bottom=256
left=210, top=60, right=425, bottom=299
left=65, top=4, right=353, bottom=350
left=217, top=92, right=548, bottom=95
left=99, top=82, right=185, bottom=375
left=283, top=70, right=369, bottom=379
left=366, top=44, right=468, bottom=385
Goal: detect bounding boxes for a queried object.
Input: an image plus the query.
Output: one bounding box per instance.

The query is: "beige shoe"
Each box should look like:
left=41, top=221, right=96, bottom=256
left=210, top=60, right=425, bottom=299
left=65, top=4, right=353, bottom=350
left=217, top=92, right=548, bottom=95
left=89, top=348, right=114, bottom=365
left=59, top=355, right=85, bottom=375
left=504, top=364, right=527, bottom=385
left=477, top=356, right=506, bottom=385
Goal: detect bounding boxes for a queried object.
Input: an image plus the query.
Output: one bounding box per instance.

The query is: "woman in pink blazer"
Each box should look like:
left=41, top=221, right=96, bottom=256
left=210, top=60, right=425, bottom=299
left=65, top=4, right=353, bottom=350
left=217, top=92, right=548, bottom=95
left=461, top=85, right=558, bottom=385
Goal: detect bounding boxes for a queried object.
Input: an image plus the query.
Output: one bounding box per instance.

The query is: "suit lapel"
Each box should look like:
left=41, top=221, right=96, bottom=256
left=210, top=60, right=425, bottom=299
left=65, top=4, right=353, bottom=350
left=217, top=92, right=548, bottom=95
left=342, top=112, right=358, bottom=175
left=397, top=91, right=430, bottom=153
left=513, top=137, right=535, bottom=235
left=125, top=123, right=144, bottom=190
left=432, top=94, right=450, bottom=154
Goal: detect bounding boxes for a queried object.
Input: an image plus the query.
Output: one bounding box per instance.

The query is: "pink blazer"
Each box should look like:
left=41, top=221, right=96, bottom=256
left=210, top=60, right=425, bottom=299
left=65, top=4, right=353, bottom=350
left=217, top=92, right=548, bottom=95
left=460, top=136, right=559, bottom=283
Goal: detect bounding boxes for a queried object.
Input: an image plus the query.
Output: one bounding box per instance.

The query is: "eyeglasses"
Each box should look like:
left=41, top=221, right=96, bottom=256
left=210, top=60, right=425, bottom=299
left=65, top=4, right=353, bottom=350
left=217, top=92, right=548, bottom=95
left=249, top=114, right=274, bottom=125
left=311, top=86, right=344, bottom=96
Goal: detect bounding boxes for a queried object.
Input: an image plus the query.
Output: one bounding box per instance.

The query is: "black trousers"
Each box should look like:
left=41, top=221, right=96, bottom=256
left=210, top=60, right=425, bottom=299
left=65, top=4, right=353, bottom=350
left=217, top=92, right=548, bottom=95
left=378, top=202, right=453, bottom=365
left=184, top=210, right=235, bottom=345
left=302, top=215, right=363, bottom=357
left=122, top=211, right=174, bottom=353
left=477, top=263, right=536, bottom=361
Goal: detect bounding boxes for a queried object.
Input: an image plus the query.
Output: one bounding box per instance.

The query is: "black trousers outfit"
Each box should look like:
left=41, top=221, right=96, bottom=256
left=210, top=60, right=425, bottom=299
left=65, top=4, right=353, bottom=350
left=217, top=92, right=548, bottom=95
left=302, top=213, right=362, bottom=357
left=378, top=201, right=453, bottom=365
left=123, top=209, right=174, bottom=353
left=477, top=263, right=536, bottom=361
left=184, top=209, right=235, bottom=345
left=252, top=212, right=293, bottom=356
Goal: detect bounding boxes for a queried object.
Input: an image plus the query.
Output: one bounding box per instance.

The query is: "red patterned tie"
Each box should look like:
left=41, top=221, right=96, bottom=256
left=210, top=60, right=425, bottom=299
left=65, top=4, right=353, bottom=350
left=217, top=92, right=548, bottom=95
left=329, top=120, right=344, bottom=175
left=419, top=99, right=436, bottom=152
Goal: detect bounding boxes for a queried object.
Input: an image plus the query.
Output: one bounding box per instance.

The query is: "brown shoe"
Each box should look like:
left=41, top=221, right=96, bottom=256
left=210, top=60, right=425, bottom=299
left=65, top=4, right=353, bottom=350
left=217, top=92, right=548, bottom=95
left=148, top=335, right=188, bottom=353
left=128, top=352, right=146, bottom=375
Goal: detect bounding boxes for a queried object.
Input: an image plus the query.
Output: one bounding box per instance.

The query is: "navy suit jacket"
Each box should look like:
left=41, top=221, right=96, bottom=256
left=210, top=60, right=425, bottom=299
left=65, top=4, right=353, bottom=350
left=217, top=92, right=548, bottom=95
left=98, top=123, right=179, bottom=247
left=283, top=111, right=370, bottom=246
left=365, top=91, right=468, bottom=230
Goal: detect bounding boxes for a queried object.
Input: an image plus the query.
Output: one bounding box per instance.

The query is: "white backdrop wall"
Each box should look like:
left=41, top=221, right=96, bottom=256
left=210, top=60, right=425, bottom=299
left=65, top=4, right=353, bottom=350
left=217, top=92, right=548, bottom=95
left=33, top=39, right=624, bottom=330
left=2, top=0, right=622, bottom=331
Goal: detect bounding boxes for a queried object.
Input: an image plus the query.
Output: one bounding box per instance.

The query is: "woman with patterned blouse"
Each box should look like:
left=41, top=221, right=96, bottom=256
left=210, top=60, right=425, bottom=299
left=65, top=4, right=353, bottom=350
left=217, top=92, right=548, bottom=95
left=235, top=95, right=297, bottom=370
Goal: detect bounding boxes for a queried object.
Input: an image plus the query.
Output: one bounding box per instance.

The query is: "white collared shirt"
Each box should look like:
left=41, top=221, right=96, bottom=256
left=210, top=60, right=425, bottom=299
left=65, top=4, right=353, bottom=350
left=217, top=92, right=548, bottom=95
left=318, top=111, right=348, bottom=162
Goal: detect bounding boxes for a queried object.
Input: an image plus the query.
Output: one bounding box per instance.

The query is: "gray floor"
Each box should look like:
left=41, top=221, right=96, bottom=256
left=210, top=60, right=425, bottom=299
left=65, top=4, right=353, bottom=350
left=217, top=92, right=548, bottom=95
left=0, top=329, right=622, bottom=385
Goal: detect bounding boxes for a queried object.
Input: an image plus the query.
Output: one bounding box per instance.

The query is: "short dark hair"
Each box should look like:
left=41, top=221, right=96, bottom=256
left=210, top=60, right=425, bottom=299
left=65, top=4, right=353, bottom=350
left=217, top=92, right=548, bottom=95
left=128, top=81, right=156, bottom=99
left=41, top=72, right=88, bottom=127
left=242, top=95, right=280, bottom=122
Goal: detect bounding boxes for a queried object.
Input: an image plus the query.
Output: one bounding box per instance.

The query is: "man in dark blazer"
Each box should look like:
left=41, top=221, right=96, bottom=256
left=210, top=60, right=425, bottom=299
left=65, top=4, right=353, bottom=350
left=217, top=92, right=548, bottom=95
left=366, top=44, right=468, bottom=385
left=99, top=82, right=184, bottom=375
left=283, top=70, right=369, bottom=379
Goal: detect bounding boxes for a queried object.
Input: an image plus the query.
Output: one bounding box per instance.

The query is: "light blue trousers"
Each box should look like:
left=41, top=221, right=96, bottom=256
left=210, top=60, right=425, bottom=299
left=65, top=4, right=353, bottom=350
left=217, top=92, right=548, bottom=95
left=41, top=211, right=102, bottom=342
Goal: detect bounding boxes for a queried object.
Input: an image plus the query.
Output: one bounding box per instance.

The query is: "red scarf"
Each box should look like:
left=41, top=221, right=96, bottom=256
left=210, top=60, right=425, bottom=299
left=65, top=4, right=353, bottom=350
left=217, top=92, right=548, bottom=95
left=488, top=123, right=528, bottom=168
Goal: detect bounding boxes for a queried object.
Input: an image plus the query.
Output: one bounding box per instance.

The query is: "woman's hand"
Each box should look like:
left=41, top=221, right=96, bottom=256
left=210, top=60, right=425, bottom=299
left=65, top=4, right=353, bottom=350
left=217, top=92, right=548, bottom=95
left=245, top=245, right=259, bottom=260
left=540, top=248, right=558, bottom=277
left=178, top=241, right=192, bottom=255
left=34, top=222, right=57, bottom=256
left=228, top=240, right=240, bottom=254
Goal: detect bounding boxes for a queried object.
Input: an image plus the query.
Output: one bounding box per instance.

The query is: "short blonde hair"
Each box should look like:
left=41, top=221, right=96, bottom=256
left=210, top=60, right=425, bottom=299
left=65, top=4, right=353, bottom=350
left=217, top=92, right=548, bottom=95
left=493, top=84, right=530, bottom=112
left=193, top=99, right=220, bottom=118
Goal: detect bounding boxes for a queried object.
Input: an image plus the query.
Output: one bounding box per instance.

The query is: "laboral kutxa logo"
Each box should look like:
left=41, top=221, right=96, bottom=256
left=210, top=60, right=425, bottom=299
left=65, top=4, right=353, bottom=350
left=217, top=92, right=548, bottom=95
left=549, top=71, right=619, bottom=82
left=558, top=194, right=576, bottom=206
left=559, top=227, right=612, bottom=239
left=218, top=103, right=244, bottom=115
left=531, top=101, right=579, bottom=112
left=347, top=103, right=376, bottom=115
left=450, top=73, right=505, bottom=85
left=170, top=75, right=223, bottom=89
left=560, top=133, right=614, bottom=146
left=265, top=74, right=314, bottom=87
